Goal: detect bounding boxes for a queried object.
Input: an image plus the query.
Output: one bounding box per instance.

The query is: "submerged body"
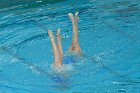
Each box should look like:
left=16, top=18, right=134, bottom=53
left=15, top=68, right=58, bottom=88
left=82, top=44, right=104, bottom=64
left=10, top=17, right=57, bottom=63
left=63, top=55, right=77, bottom=64
left=52, top=54, right=78, bottom=72
left=51, top=54, right=78, bottom=87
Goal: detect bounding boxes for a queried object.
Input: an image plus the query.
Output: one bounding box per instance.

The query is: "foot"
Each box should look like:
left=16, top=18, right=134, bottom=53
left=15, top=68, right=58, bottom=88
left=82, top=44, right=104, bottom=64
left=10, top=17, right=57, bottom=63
left=75, top=12, right=79, bottom=23
left=48, top=30, right=55, bottom=41
left=68, top=13, right=75, bottom=21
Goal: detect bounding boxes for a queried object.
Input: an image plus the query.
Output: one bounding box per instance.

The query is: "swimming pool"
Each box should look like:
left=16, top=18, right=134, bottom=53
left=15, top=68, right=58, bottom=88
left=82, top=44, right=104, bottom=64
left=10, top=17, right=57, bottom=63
left=0, top=0, right=140, bottom=93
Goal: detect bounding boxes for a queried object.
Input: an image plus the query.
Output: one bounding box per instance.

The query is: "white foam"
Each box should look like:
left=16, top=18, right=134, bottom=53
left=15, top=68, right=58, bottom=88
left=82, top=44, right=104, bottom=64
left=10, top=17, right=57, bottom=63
left=51, top=64, right=73, bottom=73
left=11, top=58, right=19, bottom=63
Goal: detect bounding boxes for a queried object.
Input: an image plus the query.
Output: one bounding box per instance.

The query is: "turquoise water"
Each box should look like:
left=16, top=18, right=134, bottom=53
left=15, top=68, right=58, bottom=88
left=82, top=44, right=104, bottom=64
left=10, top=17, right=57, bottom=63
left=0, top=0, right=140, bottom=93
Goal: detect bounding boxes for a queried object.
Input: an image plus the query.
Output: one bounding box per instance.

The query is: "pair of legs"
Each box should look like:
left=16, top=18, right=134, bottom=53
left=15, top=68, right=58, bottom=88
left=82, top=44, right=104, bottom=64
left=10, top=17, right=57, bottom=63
left=48, top=28, right=63, bottom=68
left=48, top=12, right=81, bottom=68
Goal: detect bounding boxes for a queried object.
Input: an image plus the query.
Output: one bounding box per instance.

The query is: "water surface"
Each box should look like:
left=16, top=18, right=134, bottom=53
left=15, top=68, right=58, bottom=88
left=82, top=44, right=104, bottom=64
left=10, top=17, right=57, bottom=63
left=0, top=0, right=140, bottom=93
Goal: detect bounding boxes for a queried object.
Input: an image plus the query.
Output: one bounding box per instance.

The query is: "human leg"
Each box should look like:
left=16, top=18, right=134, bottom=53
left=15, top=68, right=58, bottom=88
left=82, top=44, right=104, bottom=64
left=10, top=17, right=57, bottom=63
left=57, top=28, right=63, bottom=62
left=68, top=12, right=81, bottom=53
left=48, top=30, right=62, bottom=67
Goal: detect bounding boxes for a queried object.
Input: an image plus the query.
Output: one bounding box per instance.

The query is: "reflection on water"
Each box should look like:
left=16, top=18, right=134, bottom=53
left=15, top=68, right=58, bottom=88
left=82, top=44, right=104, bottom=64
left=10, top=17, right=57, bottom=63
left=113, top=6, right=139, bottom=14
left=50, top=71, right=72, bottom=91
left=0, top=0, right=65, bottom=9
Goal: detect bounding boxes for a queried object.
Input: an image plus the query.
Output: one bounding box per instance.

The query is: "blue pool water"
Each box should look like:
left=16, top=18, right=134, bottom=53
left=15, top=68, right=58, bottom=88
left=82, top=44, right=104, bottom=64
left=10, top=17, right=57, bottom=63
left=0, top=0, right=140, bottom=93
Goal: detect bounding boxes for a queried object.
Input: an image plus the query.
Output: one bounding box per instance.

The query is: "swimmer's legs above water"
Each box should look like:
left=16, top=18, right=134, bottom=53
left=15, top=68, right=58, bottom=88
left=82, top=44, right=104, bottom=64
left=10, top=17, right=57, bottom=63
left=57, top=28, right=63, bottom=62
left=68, top=12, right=82, bottom=54
left=48, top=29, right=63, bottom=68
left=48, top=12, right=82, bottom=68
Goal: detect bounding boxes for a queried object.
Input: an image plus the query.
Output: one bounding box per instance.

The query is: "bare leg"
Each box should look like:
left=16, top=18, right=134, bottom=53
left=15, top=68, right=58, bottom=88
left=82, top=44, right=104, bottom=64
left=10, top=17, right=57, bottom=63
left=68, top=12, right=81, bottom=53
left=48, top=30, right=62, bottom=68
left=57, top=28, right=63, bottom=62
